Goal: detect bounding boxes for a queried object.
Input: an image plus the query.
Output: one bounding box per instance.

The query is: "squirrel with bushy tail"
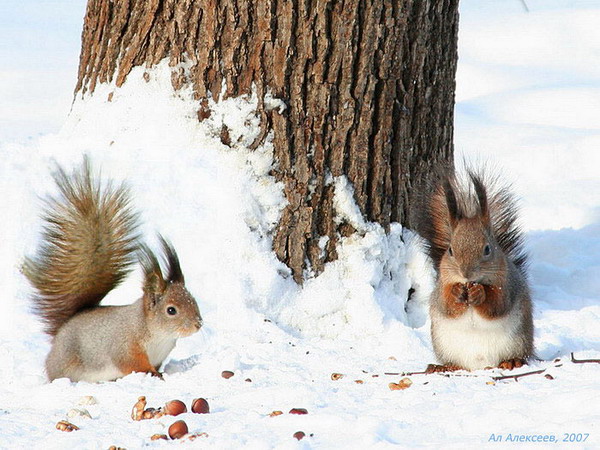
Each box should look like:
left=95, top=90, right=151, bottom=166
left=23, top=158, right=203, bottom=382
left=413, top=166, right=534, bottom=371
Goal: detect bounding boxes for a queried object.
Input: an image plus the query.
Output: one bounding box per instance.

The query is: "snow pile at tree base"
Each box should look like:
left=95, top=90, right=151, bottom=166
left=5, top=60, right=432, bottom=347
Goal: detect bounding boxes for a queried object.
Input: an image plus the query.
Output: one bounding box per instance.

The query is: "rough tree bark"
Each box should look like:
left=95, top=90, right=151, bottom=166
left=76, top=0, right=459, bottom=283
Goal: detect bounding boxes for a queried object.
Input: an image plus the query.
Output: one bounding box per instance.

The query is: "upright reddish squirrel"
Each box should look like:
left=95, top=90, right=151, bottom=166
left=414, top=169, right=534, bottom=371
left=23, top=159, right=202, bottom=382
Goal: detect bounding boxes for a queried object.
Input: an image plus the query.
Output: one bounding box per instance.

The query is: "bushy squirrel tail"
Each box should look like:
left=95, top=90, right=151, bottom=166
left=22, top=157, right=140, bottom=336
left=412, top=166, right=527, bottom=272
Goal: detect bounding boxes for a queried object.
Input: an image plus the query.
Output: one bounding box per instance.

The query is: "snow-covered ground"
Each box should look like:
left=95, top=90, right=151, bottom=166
left=0, top=0, right=598, bottom=448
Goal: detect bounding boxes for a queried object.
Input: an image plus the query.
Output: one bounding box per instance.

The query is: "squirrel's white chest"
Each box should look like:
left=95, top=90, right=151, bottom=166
left=146, top=337, right=177, bottom=368
left=432, top=308, right=520, bottom=370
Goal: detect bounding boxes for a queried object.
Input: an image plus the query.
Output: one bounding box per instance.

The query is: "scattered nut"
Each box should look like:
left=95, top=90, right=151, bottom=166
left=168, top=420, right=189, bottom=439
left=293, top=431, right=306, bottom=440
left=164, top=400, right=187, bottom=416
left=486, top=381, right=496, bottom=386
left=389, top=377, right=413, bottom=391
left=221, top=370, right=235, bottom=379
left=131, top=396, right=147, bottom=421
left=191, top=398, right=210, bottom=414
left=388, top=356, right=397, bottom=361
left=187, top=432, right=209, bottom=441
left=150, top=434, right=169, bottom=441
left=545, top=374, right=555, bottom=380
left=269, top=410, right=283, bottom=417
left=331, top=373, right=344, bottom=381
left=67, top=408, right=91, bottom=420
left=245, top=378, right=252, bottom=382
left=108, top=447, right=125, bottom=450
left=142, top=407, right=164, bottom=420
left=399, top=377, right=413, bottom=388
left=354, top=380, right=364, bottom=384
left=78, top=395, right=97, bottom=406
left=56, top=420, right=79, bottom=432
left=289, top=408, right=308, bottom=415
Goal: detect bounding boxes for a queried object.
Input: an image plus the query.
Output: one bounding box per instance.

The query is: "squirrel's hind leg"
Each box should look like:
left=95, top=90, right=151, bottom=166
left=46, top=351, right=83, bottom=382
left=497, top=358, right=526, bottom=370
left=424, top=363, right=464, bottom=373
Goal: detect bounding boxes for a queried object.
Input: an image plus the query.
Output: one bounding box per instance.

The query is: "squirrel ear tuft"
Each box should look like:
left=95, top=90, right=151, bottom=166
left=158, top=235, right=184, bottom=284
left=469, top=172, right=490, bottom=226
left=139, top=244, right=166, bottom=297
left=443, top=178, right=461, bottom=227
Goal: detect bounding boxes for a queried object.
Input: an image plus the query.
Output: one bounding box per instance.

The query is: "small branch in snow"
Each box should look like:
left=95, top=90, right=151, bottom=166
left=571, top=352, right=600, bottom=364
left=386, top=359, right=572, bottom=380
left=383, top=370, right=480, bottom=378
left=385, top=370, right=433, bottom=376
left=492, top=368, right=546, bottom=382
left=518, top=0, right=530, bottom=13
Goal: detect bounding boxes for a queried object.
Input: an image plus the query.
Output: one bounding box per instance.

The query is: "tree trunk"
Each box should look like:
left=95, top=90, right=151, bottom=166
left=76, top=0, right=459, bottom=283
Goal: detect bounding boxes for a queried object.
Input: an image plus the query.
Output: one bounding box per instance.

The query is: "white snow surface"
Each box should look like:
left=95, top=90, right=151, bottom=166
left=0, top=0, right=599, bottom=448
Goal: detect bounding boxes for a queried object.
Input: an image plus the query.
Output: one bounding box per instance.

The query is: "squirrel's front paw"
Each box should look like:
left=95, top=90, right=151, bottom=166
left=466, top=282, right=485, bottom=306
left=450, top=283, right=468, bottom=303
left=442, top=283, right=469, bottom=317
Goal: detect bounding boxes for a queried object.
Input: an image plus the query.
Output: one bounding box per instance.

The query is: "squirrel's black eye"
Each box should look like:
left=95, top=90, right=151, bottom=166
left=483, top=244, right=491, bottom=256
left=167, top=306, right=177, bottom=316
left=448, top=246, right=453, bottom=257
